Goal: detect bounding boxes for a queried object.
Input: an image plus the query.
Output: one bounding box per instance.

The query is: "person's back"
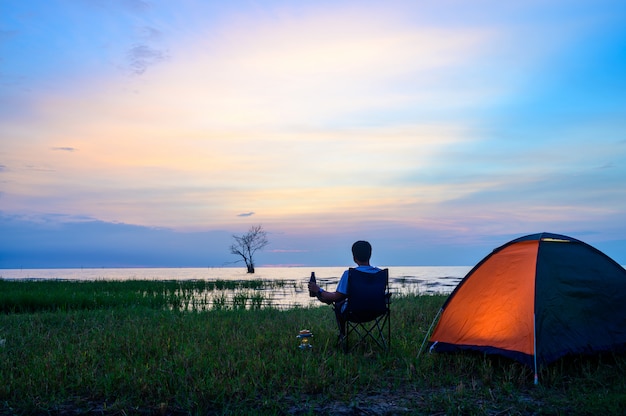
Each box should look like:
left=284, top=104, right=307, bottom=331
left=344, top=267, right=389, bottom=320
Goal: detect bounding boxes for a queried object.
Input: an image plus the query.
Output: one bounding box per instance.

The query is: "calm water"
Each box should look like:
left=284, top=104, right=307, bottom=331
left=0, top=266, right=470, bottom=309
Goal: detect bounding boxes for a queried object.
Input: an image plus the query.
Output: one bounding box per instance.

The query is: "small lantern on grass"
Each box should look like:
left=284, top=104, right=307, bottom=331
left=296, top=329, right=313, bottom=349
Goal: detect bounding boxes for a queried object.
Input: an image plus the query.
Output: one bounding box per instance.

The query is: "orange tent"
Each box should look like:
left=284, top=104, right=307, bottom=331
left=428, top=233, right=626, bottom=380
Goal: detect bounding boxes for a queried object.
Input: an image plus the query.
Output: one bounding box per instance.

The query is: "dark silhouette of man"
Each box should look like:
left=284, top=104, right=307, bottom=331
left=308, top=240, right=381, bottom=337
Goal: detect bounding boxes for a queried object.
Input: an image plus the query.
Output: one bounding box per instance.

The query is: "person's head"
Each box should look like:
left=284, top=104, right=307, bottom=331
left=351, top=240, right=372, bottom=264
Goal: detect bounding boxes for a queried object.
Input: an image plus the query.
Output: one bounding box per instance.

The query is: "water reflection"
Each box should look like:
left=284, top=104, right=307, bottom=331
left=170, top=273, right=465, bottom=310
left=1, top=266, right=469, bottom=310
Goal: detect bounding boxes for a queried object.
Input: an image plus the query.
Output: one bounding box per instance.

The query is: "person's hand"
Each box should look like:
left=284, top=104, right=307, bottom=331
left=308, top=281, right=320, bottom=294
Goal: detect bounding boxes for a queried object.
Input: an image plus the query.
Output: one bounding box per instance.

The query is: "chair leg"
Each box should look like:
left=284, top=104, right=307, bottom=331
left=337, top=332, right=348, bottom=352
left=342, top=313, right=390, bottom=353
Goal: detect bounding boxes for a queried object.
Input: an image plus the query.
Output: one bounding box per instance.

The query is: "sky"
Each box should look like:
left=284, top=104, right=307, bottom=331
left=1, top=0, right=626, bottom=269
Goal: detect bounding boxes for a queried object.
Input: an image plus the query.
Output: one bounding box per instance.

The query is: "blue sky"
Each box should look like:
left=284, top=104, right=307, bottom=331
left=1, top=0, right=625, bottom=268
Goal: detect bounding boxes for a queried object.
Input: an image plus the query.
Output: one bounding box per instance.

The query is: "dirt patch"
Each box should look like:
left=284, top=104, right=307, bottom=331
left=286, top=387, right=548, bottom=416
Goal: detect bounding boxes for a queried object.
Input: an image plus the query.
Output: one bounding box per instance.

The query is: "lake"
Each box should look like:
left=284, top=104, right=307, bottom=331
left=0, top=266, right=470, bottom=309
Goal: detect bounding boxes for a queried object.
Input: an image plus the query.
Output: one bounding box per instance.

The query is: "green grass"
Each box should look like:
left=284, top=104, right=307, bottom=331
left=0, top=279, right=280, bottom=313
left=0, top=280, right=625, bottom=415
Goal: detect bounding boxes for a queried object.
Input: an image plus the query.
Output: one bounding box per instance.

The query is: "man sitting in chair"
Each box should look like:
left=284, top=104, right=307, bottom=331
left=308, top=240, right=381, bottom=338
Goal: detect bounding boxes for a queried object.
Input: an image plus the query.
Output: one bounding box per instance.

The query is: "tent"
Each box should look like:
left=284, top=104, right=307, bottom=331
left=427, top=232, right=626, bottom=380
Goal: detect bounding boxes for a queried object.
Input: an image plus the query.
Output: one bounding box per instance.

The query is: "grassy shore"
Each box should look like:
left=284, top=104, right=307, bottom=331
left=0, top=280, right=625, bottom=415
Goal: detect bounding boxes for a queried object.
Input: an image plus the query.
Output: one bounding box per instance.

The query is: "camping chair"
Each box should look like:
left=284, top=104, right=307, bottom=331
left=340, top=268, right=391, bottom=353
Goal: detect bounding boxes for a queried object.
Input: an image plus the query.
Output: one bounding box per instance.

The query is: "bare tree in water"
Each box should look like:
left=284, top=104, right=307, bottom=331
left=230, top=225, right=269, bottom=273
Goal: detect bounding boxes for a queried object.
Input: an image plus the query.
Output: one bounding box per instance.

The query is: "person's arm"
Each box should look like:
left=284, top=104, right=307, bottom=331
left=308, top=282, right=345, bottom=304
left=317, top=288, right=346, bottom=304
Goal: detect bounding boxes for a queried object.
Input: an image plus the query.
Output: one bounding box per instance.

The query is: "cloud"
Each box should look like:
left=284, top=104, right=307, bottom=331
left=51, top=147, right=77, bottom=152
left=113, top=5, right=501, bottom=130
left=24, top=164, right=55, bottom=172
left=127, top=44, right=168, bottom=75
left=139, top=26, right=162, bottom=41
left=0, top=212, right=233, bottom=268
left=596, top=162, right=614, bottom=170
left=237, top=212, right=255, bottom=217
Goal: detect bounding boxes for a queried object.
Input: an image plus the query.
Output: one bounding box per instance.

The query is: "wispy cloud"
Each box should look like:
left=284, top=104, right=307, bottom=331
left=237, top=212, right=255, bottom=217
left=127, top=44, right=168, bottom=75
left=51, top=147, right=77, bottom=152
left=138, top=26, right=162, bottom=41
left=24, top=164, right=55, bottom=172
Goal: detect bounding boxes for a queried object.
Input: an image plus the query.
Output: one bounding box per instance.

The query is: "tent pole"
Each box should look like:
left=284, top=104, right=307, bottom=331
left=533, top=313, right=538, bottom=385
left=417, top=307, right=443, bottom=359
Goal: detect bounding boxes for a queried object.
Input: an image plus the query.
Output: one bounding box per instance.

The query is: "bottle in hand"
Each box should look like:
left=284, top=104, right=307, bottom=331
left=309, top=272, right=316, bottom=297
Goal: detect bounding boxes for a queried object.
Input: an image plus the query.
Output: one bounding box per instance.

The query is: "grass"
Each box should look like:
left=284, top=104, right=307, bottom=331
left=0, top=279, right=283, bottom=313
left=0, top=280, right=625, bottom=415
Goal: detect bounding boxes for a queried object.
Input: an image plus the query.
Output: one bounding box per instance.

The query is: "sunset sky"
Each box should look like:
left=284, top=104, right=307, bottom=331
left=1, top=0, right=625, bottom=268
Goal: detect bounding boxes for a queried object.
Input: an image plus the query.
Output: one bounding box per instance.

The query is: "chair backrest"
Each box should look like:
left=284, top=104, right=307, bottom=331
left=345, top=268, right=389, bottom=322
